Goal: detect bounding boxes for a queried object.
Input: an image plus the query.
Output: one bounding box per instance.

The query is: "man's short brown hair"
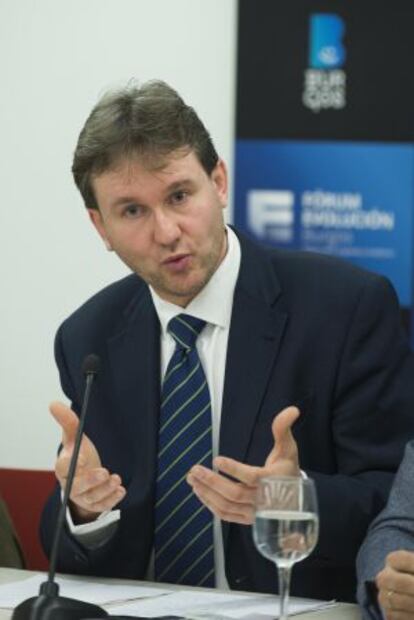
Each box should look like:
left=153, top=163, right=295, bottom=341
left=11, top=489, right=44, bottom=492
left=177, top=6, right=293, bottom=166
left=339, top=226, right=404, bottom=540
left=72, top=80, right=219, bottom=210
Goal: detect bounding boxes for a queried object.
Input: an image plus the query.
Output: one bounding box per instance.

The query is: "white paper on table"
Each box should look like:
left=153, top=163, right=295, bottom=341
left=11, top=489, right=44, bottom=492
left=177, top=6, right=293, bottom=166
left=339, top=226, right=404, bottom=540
left=108, top=589, right=337, bottom=618
left=0, top=573, right=170, bottom=609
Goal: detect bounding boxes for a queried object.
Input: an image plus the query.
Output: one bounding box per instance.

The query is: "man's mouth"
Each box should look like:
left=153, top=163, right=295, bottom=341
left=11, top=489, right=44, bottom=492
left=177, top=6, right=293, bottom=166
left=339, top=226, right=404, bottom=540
left=162, top=254, right=192, bottom=272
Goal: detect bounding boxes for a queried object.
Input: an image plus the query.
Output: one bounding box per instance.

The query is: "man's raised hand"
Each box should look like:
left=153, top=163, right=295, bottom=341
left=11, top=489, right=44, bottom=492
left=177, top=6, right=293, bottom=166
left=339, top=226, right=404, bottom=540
left=187, top=406, right=301, bottom=524
left=50, top=401, right=125, bottom=523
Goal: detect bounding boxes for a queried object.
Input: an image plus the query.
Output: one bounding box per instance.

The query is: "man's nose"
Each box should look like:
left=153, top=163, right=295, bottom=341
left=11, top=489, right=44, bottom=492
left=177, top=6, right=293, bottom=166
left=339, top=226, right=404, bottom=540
left=153, top=209, right=181, bottom=245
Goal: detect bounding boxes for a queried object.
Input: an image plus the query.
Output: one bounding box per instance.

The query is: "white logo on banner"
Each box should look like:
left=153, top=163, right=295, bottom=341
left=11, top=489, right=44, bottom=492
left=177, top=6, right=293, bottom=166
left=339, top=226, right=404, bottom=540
left=301, top=190, right=395, bottom=230
left=247, top=190, right=294, bottom=241
left=302, top=69, right=346, bottom=112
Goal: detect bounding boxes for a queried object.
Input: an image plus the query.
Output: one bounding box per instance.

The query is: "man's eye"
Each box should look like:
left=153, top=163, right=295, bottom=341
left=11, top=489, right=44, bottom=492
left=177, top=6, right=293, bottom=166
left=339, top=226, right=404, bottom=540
left=170, top=190, right=187, bottom=205
left=123, top=204, right=142, bottom=218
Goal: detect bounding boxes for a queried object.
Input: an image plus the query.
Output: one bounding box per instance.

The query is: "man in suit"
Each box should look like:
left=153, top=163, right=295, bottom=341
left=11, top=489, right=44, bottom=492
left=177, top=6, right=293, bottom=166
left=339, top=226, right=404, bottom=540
left=40, top=80, right=414, bottom=602
left=357, top=441, right=414, bottom=618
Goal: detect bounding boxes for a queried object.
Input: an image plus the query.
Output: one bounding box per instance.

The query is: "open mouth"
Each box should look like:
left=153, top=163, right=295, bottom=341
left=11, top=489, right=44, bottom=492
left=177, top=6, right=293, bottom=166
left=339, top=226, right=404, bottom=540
left=163, top=254, right=192, bottom=272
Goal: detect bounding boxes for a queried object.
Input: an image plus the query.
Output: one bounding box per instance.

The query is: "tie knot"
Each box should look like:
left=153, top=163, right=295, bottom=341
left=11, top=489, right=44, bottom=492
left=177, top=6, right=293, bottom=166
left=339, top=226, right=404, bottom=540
left=168, top=314, right=207, bottom=350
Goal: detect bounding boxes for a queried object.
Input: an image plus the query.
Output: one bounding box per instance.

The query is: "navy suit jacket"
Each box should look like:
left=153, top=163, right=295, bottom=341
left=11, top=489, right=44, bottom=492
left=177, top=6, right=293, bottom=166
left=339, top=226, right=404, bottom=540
left=40, top=232, right=414, bottom=602
left=357, top=441, right=414, bottom=618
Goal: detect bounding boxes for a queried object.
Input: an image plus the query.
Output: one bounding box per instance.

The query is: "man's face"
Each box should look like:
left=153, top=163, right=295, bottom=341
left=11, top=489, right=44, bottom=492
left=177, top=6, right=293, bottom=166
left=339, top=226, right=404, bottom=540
left=89, top=150, right=228, bottom=307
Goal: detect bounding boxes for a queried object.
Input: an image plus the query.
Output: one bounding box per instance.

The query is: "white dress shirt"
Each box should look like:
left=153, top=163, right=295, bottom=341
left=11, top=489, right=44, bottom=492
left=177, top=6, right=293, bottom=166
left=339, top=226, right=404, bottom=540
left=68, top=226, right=241, bottom=589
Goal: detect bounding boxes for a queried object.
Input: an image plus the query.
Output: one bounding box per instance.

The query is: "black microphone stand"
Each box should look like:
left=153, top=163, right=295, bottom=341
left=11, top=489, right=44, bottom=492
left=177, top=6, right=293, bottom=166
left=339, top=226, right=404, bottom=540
left=12, top=355, right=108, bottom=620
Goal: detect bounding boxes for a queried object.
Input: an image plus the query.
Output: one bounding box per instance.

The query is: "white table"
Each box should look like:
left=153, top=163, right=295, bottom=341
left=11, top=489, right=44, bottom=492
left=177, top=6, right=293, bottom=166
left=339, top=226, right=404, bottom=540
left=0, top=568, right=361, bottom=620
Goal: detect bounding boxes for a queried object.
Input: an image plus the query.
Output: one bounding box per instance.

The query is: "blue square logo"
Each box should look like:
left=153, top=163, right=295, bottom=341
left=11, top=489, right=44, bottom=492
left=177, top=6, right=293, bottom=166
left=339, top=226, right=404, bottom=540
left=309, top=14, right=346, bottom=69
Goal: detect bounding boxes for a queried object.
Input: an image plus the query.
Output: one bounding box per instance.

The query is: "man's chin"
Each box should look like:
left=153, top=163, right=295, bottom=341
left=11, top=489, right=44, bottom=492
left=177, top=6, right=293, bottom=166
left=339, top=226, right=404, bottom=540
left=154, top=279, right=206, bottom=307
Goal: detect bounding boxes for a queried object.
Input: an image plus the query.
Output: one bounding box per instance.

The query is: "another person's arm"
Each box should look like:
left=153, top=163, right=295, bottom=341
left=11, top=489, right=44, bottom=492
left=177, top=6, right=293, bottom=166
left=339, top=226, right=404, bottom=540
left=357, top=441, right=414, bottom=619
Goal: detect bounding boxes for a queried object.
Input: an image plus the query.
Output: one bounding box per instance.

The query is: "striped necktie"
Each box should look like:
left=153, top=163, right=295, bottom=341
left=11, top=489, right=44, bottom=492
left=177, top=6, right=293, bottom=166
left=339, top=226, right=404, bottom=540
left=154, top=313, right=215, bottom=587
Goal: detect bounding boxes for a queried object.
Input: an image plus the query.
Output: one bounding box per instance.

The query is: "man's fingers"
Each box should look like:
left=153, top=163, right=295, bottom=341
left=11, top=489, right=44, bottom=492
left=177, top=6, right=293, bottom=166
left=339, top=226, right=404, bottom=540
left=49, top=401, right=123, bottom=518
left=378, top=587, right=414, bottom=615
left=271, top=406, right=300, bottom=447
left=376, top=564, right=414, bottom=617
left=50, top=401, right=79, bottom=446
left=55, top=452, right=82, bottom=484
left=76, top=487, right=126, bottom=515
left=72, top=473, right=125, bottom=508
left=70, top=467, right=111, bottom=496
left=51, top=400, right=102, bottom=478
left=386, top=550, right=414, bottom=574
left=264, top=406, right=300, bottom=471
left=186, top=408, right=301, bottom=528
left=212, top=457, right=263, bottom=487
left=66, top=469, right=126, bottom=514
left=377, top=563, right=414, bottom=594
left=189, top=464, right=257, bottom=499
left=187, top=470, right=254, bottom=524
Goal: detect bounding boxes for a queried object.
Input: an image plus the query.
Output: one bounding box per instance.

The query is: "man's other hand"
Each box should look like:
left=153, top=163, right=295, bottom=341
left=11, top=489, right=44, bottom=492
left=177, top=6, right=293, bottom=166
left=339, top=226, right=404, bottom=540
left=376, top=550, right=414, bottom=619
left=50, top=401, right=126, bottom=523
left=186, top=406, right=300, bottom=525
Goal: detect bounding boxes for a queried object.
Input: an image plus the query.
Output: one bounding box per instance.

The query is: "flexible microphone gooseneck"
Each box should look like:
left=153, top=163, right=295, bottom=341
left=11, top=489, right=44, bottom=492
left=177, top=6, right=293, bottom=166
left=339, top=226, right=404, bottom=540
left=12, top=354, right=108, bottom=620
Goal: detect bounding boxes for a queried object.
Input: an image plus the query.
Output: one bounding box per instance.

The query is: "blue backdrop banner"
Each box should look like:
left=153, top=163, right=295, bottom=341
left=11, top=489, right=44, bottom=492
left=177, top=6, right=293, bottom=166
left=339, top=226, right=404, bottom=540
left=234, top=139, right=414, bottom=307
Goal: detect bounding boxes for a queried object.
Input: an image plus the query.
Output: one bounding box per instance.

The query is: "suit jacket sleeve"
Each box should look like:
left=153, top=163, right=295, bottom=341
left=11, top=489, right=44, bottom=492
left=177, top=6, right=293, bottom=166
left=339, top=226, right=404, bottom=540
left=304, top=274, right=413, bottom=560
left=39, top=275, right=158, bottom=580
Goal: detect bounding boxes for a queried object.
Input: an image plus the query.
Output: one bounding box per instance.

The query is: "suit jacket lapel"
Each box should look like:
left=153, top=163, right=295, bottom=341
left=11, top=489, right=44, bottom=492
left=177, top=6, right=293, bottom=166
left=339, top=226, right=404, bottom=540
left=220, top=234, right=287, bottom=464
left=220, top=235, right=287, bottom=553
left=107, top=282, right=160, bottom=497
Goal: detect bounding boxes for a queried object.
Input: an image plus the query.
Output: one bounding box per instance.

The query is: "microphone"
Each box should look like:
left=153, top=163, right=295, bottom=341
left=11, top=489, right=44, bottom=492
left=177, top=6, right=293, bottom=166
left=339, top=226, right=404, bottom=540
left=12, top=354, right=108, bottom=620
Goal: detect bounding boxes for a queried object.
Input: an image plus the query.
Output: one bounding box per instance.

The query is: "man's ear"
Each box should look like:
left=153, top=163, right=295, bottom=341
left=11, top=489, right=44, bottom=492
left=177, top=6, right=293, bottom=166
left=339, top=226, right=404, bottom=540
left=87, top=208, right=113, bottom=251
left=211, top=159, right=228, bottom=209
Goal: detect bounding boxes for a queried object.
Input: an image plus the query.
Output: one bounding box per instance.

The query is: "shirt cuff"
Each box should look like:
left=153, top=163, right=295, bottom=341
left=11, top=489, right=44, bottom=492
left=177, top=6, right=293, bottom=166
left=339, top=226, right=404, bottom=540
left=62, top=489, right=121, bottom=548
left=66, top=505, right=121, bottom=535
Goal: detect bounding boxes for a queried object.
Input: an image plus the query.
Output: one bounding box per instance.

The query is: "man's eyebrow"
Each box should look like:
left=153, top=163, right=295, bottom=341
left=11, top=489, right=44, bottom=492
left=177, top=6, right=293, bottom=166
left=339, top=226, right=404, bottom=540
left=110, top=179, right=195, bottom=208
left=165, top=178, right=195, bottom=192
left=112, top=196, right=143, bottom=208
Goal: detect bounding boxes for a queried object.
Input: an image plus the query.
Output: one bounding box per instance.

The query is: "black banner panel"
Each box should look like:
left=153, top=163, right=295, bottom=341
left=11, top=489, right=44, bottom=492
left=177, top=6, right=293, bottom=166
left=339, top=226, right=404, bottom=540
left=237, top=0, right=414, bottom=142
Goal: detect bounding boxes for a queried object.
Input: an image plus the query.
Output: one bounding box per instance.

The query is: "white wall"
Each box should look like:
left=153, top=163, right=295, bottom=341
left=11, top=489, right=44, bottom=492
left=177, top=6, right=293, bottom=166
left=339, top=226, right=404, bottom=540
left=0, top=0, right=237, bottom=468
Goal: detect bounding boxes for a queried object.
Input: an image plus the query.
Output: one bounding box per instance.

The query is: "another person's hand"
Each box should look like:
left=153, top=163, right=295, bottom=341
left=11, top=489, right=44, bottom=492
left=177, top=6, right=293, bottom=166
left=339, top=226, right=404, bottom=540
left=376, top=550, right=414, bottom=619
left=50, top=401, right=126, bottom=523
left=187, top=406, right=300, bottom=525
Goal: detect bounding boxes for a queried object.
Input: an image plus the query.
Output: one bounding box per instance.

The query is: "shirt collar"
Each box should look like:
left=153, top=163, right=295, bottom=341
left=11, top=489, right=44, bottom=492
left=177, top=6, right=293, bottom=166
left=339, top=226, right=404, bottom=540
left=150, top=226, right=241, bottom=335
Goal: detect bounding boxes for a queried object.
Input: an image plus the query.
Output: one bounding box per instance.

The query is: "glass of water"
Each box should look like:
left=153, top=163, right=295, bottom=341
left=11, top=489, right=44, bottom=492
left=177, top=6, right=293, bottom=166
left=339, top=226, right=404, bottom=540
left=253, top=476, right=319, bottom=619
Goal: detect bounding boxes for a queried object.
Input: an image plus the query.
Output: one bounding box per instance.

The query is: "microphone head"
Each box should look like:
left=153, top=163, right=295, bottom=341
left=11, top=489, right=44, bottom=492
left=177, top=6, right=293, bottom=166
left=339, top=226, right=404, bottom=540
left=82, top=353, right=101, bottom=376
